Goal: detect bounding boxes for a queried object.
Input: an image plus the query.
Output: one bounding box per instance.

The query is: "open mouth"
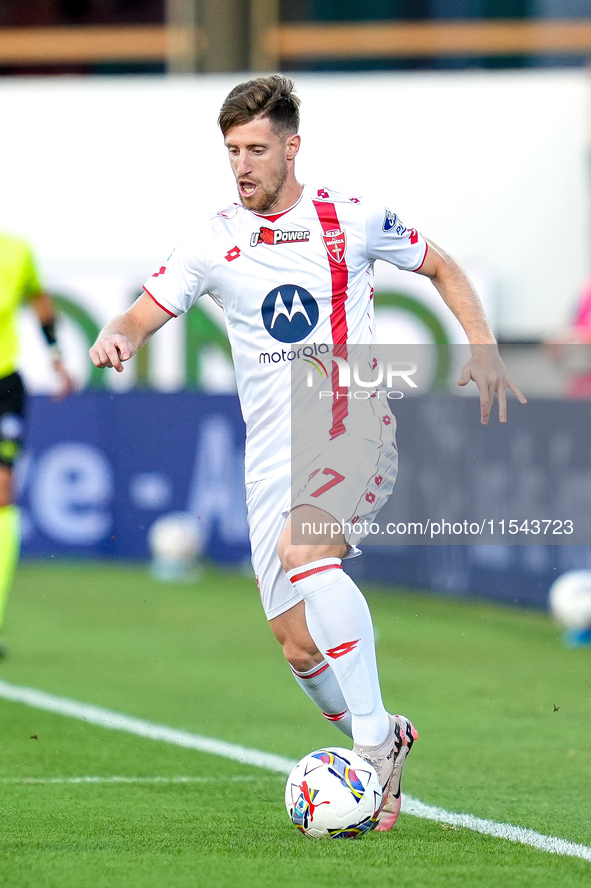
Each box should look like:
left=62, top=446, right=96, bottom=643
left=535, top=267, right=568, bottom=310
left=239, top=181, right=257, bottom=198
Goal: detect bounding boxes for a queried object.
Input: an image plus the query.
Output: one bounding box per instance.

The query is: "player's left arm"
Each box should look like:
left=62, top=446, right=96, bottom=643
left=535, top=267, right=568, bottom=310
left=29, top=291, right=75, bottom=398
left=415, top=238, right=527, bottom=424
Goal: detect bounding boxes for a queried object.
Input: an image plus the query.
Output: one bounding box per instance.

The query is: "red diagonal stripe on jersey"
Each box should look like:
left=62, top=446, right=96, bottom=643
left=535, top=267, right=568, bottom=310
left=289, top=563, right=343, bottom=584
left=326, top=639, right=360, bottom=659
left=313, top=200, right=349, bottom=439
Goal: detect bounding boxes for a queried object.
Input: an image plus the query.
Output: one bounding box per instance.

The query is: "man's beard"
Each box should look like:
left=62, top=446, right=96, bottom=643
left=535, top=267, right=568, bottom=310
left=238, top=162, right=288, bottom=213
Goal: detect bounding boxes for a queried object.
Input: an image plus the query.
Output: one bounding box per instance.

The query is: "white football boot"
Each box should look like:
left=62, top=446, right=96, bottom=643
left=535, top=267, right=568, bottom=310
left=354, top=713, right=418, bottom=832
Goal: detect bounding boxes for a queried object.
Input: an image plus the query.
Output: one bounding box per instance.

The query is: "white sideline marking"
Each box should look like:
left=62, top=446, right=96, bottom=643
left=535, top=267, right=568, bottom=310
left=401, top=796, right=591, bottom=863
left=1, top=679, right=590, bottom=863
left=0, top=679, right=294, bottom=774
left=0, top=775, right=264, bottom=785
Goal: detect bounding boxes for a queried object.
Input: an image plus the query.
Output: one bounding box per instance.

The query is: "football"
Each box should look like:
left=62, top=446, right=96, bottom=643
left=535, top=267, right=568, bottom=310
left=147, top=512, right=202, bottom=580
left=549, top=569, right=591, bottom=631
left=285, top=747, right=382, bottom=839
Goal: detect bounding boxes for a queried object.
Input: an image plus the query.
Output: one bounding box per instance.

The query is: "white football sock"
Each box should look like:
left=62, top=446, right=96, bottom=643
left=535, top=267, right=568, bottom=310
left=290, top=660, right=353, bottom=738
left=287, top=558, right=390, bottom=747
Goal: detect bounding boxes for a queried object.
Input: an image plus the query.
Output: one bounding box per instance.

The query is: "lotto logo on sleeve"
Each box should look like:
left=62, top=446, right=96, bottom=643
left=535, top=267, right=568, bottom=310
left=261, top=285, right=319, bottom=343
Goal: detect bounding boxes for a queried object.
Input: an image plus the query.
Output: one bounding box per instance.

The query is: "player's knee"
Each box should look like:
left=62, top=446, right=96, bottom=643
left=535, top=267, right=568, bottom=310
left=277, top=532, right=335, bottom=572
left=278, top=541, right=309, bottom=573
left=278, top=541, right=347, bottom=573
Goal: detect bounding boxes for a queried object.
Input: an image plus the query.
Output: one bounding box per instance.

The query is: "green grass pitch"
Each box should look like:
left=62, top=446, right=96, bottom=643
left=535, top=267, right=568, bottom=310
left=0, top=560, right=590, bottom=887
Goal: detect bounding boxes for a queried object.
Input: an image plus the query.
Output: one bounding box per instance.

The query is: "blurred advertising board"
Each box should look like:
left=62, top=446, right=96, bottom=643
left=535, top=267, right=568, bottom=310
left=18, top=391, right=591, bottom=609
left=18, top=392, right=250, bottom=565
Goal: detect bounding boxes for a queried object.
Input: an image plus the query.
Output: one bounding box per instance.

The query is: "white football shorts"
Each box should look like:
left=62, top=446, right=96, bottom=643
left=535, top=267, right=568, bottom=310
left=245, top=421, right=398, bottom=621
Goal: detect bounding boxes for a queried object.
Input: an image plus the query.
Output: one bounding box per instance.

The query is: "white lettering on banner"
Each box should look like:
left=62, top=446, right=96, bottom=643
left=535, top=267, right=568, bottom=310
left=186, top=417, right=249, bottom=544
left=129, top=472, right=172, bottom=510
left=30, top=444, right=113, bottom=544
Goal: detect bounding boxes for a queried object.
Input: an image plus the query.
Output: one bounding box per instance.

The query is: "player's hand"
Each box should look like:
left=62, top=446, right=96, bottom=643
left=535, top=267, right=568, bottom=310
left=457, top=345, right=527, bottom=424
left=52, top=360, right=75, bottom=400
left=89, top=334, right=135, bottom=373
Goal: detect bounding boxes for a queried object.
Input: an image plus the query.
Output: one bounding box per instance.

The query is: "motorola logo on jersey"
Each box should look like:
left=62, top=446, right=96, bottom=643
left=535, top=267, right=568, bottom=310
left=261, top=285, right=319, bottom=343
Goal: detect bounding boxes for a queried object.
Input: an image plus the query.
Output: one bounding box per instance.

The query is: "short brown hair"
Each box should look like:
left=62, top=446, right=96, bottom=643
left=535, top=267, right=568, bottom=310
left=218, top=74, right=300, bottom=138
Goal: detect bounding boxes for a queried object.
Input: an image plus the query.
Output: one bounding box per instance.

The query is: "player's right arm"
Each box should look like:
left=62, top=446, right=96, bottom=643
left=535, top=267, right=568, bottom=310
left=89, top=291, right=173, bottom=372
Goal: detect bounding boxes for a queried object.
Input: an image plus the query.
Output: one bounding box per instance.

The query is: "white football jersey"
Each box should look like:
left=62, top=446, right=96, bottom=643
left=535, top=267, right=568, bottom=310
left=144, top=185, right=427, bottom=481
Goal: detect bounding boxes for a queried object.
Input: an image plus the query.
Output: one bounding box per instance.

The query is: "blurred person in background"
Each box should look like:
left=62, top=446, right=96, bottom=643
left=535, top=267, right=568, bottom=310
left=0, top=231, right=73, bottom=657
left=545, top=276, right=591, bottom=397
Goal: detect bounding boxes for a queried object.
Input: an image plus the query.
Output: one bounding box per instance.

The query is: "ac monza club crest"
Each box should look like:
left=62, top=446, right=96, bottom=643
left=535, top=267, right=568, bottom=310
left=322, top=228, right=346, bottom=264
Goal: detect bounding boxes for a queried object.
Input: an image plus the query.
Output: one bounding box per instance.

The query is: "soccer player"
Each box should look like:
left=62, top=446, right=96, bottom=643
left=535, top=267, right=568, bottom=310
left=0, top=232, right=73, bottom=657
left=89, top=74, right=526, bottom=831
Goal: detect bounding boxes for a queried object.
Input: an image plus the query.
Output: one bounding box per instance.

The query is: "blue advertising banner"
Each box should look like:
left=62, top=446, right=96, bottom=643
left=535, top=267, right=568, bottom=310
left=18, top=392, right=251, bottom=564
left=18, top=392, right=591, bottom=609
